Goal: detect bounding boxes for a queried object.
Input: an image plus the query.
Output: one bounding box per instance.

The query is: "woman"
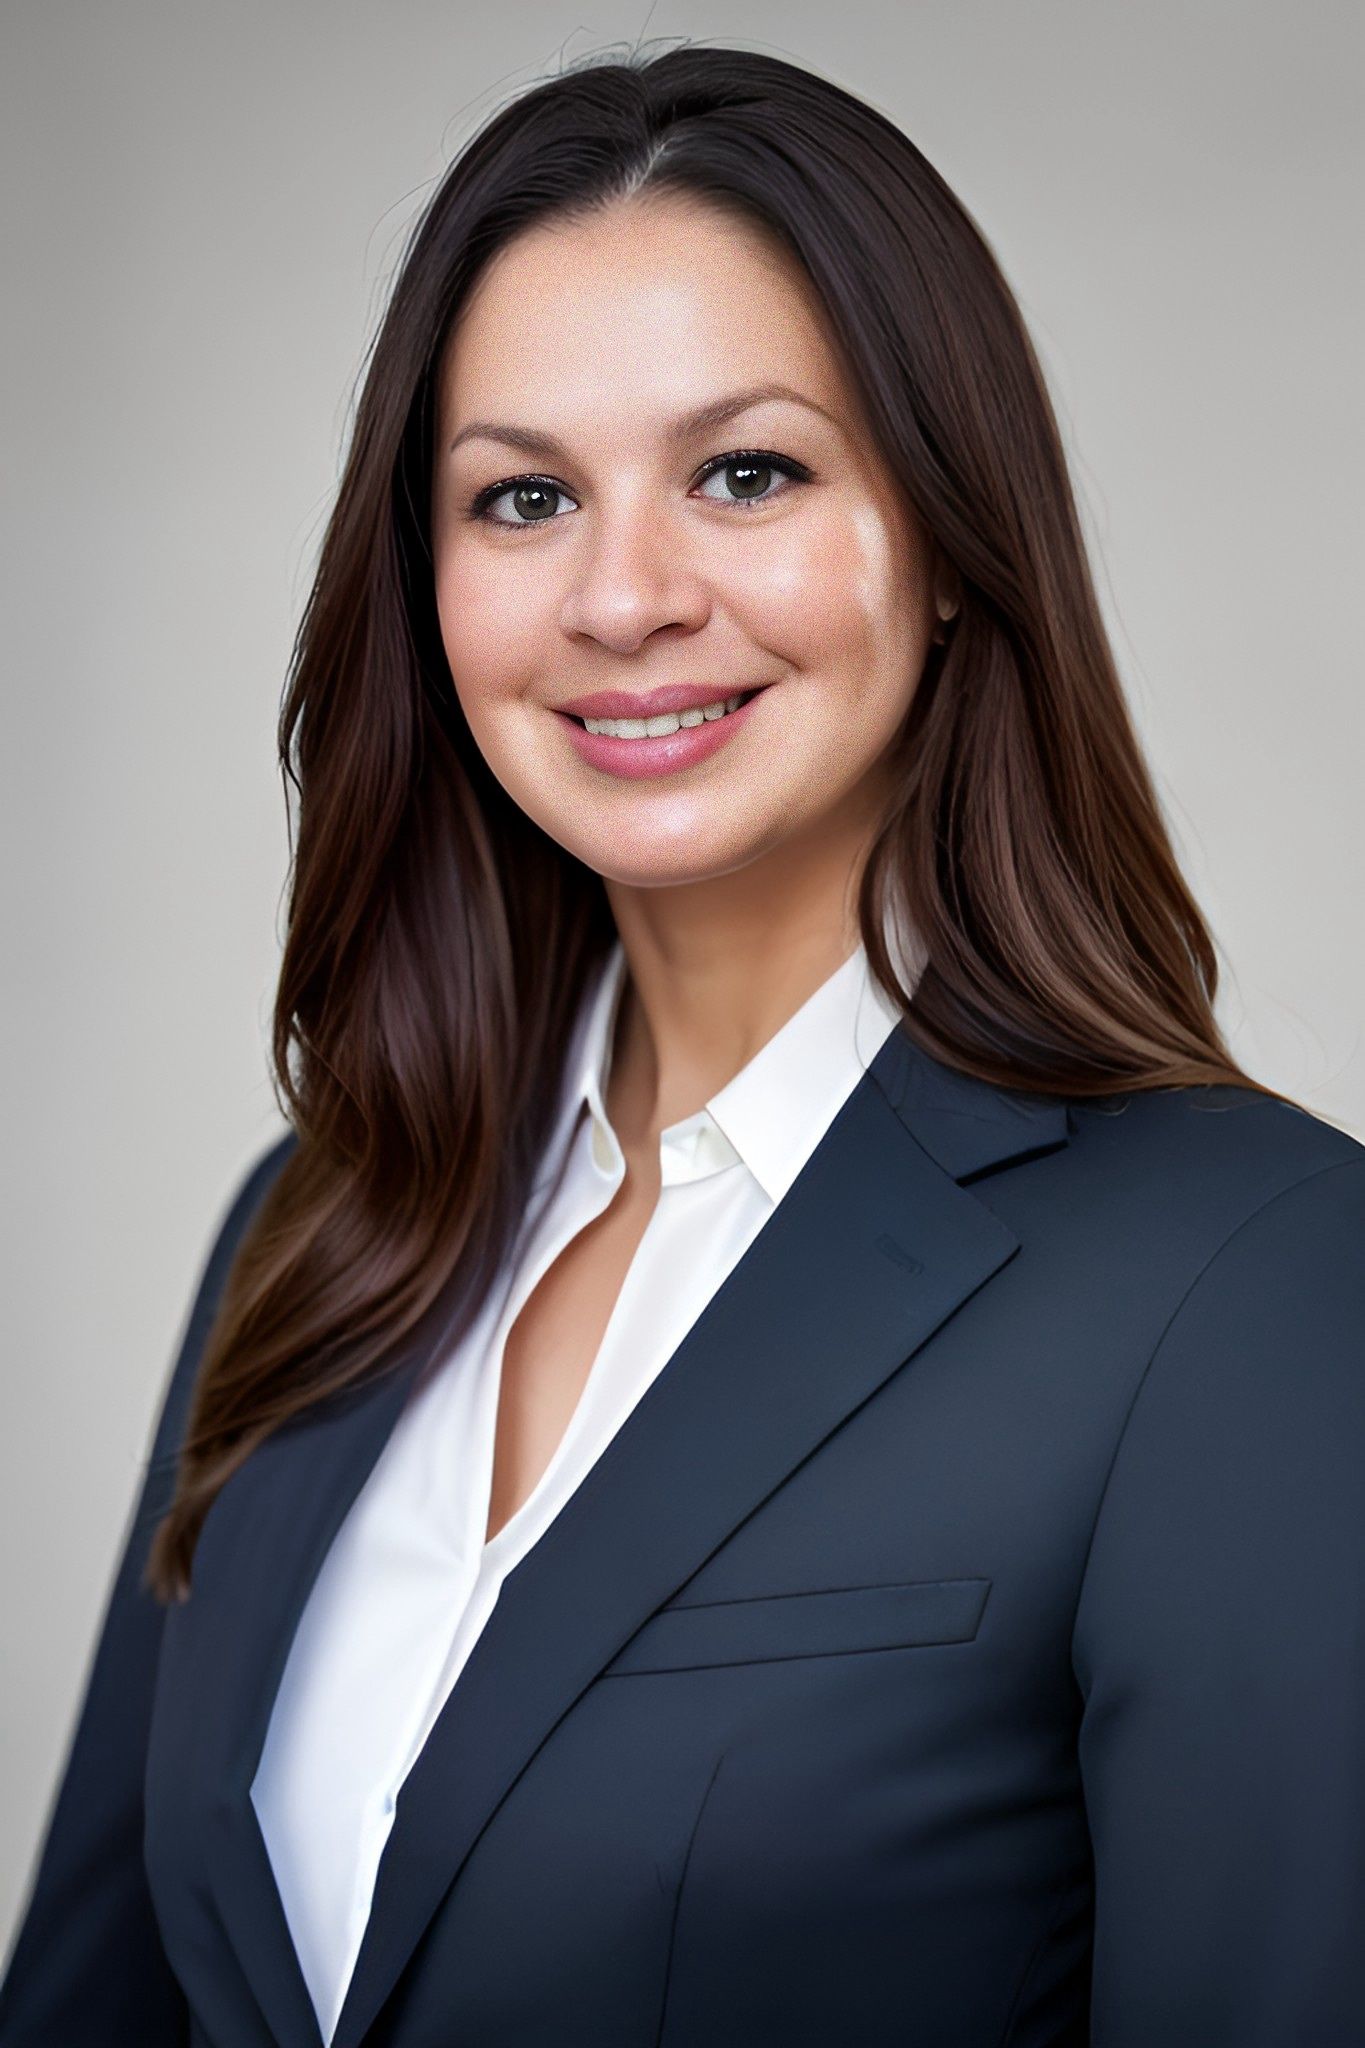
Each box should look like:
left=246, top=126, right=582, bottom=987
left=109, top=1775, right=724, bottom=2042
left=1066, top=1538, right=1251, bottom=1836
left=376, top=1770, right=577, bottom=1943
left=2, top=41, right=1361, bottom=2048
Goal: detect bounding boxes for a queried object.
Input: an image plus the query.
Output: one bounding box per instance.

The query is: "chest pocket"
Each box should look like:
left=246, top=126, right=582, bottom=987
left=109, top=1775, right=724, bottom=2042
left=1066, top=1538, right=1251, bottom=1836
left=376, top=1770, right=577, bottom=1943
left=601, top=1576, right=991, bottom=1675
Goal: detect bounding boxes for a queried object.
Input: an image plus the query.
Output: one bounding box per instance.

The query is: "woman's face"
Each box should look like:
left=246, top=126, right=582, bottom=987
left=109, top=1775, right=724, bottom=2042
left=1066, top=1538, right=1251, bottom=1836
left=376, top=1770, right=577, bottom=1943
left=431, top=191, right=954, bottom=891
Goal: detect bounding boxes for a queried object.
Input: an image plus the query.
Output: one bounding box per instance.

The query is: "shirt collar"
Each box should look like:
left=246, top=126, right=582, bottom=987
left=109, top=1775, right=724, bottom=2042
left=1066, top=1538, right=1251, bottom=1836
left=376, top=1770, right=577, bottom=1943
left=547, top=900, right=926, bottom=1206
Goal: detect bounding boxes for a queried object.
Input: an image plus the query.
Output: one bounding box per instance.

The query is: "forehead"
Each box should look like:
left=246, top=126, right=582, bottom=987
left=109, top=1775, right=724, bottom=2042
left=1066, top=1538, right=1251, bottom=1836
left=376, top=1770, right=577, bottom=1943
left=438, top=193, right=855, bottom=431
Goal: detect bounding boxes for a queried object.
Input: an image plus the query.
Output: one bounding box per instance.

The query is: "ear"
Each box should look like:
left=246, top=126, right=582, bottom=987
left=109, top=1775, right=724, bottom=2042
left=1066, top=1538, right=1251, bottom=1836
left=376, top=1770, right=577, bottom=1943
left=932, top=554, right=962, bottom=624
left=929, top=550, right=962, bottom=643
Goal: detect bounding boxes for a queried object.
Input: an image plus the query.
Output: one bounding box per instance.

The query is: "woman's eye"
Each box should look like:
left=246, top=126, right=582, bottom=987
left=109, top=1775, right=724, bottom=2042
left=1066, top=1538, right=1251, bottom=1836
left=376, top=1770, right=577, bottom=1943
left=473, top=477, right=578, bottom=526
left=693, top=450, right=811, bottom=507
left=467, top=448, right=811, bottom=527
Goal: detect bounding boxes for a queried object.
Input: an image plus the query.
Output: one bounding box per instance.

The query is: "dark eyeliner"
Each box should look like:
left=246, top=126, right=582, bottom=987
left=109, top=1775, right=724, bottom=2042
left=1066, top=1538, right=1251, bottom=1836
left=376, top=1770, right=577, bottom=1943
left=464, top=472, right=563, bottom=521
left=693, top=447, right=814, bottom=495
left=464, top=446, right=814, bottom=524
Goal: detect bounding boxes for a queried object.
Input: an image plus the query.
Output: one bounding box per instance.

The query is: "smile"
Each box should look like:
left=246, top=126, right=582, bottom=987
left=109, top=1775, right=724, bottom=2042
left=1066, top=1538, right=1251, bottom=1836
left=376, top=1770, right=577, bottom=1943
left=575, top=690, right=758, bottom=737
left=555, top=685, right=768, bottom=782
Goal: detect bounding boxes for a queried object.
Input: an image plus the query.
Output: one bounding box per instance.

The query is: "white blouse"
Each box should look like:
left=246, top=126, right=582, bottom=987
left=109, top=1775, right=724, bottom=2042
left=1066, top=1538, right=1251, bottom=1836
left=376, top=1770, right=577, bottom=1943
left=250, top=917, right=924, bottom=2043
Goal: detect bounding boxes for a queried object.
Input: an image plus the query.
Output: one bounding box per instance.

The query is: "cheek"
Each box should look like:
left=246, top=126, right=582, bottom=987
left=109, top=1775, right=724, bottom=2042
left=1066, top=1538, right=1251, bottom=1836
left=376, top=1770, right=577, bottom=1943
left=434, top=546, right=547, bottom=714
left=729, top=500, right=920, bottom=687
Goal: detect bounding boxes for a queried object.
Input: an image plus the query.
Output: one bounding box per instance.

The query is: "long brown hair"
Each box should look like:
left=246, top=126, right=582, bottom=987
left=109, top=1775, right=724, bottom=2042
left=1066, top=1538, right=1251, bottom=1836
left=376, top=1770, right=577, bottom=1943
left=145, top=42, right=1296, bottom=1603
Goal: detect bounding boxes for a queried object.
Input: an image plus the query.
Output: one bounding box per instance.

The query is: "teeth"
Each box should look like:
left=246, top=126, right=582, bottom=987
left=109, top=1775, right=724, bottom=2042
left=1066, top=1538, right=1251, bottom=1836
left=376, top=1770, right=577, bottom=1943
left=582, top=693, right=748, bottom=738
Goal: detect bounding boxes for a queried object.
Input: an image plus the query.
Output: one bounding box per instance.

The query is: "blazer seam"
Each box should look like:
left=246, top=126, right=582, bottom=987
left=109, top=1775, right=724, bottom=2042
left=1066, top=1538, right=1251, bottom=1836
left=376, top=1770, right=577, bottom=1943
left=654, top=1751, right=725, bottom=2047
left=995, top=1870, right=1091, bottom=2047
left=1067, top=1153, right=1361, bottom=1667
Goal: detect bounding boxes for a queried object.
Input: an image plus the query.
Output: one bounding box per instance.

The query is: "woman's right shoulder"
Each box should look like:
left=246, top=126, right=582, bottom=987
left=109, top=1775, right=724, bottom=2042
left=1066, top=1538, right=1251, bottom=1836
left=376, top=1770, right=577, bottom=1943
left=228, top=1125, right=298, bottom=1217
left=139, top=1128, right=302, bottom=1520
left=178, top=1129, right=299, bottom=1361
left=207, top=1126, right=299, bottom=1245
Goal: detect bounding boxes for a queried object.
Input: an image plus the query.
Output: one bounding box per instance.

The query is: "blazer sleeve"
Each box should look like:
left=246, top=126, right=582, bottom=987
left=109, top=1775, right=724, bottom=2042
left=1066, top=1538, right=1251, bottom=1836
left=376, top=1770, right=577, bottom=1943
left=0, top=1129, right=297, bottom=2047
left=1071, top=1150, right=1365, bottom=2047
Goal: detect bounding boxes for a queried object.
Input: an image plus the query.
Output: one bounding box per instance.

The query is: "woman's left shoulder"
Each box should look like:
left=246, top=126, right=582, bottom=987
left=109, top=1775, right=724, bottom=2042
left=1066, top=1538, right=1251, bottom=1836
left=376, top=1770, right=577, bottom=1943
left=1067, top=1078, right=1365, bottom=1231
left=1100, top=1090, right=1364, bottom=1417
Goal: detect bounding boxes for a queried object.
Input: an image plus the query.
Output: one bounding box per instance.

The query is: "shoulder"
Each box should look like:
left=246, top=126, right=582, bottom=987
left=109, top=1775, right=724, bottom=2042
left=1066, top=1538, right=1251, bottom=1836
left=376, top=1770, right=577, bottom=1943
left=1076, top=1092, right=1365, bottom=1453
left=176, top=1127, right=299, bottom=1310
left=1071, top=1098, right=1365, bottom=1666
left=230, top=1124, right=299, bottom=1212
left=1069, top=1076, right=1361, bottom=1179
left=169, top=1128, right=299, bottom=1382
left=131, top=1126, right=300, bottom=1533
left=1064, top=1079, right=1363, bottom=1242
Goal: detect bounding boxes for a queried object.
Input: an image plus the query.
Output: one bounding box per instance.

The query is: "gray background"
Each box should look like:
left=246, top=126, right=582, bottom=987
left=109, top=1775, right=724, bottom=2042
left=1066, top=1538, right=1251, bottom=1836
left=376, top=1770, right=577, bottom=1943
left=3, top=0, right=1361, bottom=1951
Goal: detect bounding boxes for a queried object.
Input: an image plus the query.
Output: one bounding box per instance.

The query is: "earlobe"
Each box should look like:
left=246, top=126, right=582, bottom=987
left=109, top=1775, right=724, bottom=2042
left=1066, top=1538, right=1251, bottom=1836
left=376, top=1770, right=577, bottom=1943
left=930, top=584, right=961, bottom=645
left=928, top=548, right=962, bottom=642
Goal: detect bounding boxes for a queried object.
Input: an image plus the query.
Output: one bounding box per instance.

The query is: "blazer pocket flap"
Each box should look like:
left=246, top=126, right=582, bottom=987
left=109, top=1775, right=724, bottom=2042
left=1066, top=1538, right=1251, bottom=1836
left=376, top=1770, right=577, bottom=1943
left=603, top=1576, right=991, bottom=1675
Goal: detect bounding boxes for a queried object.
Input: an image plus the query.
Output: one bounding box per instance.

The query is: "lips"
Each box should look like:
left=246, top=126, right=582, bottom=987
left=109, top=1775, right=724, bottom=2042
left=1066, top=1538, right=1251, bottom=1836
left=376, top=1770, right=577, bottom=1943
left=558, top=680, right=767, bottom=779
left=555, top=682, right=770, bottom=720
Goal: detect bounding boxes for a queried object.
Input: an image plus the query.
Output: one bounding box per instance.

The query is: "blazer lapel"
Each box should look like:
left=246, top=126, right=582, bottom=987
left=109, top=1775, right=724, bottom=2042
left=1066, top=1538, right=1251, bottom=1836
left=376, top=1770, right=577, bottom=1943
left=323, top=1022, right=1070, bottom=2048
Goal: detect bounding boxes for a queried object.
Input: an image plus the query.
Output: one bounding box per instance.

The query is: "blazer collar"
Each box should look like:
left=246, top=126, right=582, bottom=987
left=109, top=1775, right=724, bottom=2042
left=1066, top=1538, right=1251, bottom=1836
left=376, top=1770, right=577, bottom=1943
left=150, top=1020, right=1069, bottom=2048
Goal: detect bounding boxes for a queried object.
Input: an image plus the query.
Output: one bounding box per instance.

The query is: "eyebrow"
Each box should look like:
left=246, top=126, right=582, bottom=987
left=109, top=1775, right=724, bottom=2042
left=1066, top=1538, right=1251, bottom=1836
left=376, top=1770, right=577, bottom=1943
left=447, top=381, right=840, bottom=459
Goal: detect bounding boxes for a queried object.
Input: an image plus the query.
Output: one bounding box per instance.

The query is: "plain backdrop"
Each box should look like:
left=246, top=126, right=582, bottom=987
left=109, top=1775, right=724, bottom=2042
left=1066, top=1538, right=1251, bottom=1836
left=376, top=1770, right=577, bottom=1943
left=2, top=0, right=1361, bottom=1953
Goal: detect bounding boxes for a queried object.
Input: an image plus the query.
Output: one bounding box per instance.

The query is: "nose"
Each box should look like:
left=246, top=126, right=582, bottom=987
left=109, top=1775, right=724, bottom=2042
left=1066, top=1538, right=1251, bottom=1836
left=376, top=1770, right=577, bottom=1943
left=557, top=492, right=712, bottom=654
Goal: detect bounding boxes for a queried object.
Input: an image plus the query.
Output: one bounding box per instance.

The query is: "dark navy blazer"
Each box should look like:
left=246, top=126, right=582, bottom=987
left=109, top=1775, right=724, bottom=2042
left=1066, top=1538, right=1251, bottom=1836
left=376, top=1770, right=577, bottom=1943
left=3, top=1021, right=1363, bottom=2046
